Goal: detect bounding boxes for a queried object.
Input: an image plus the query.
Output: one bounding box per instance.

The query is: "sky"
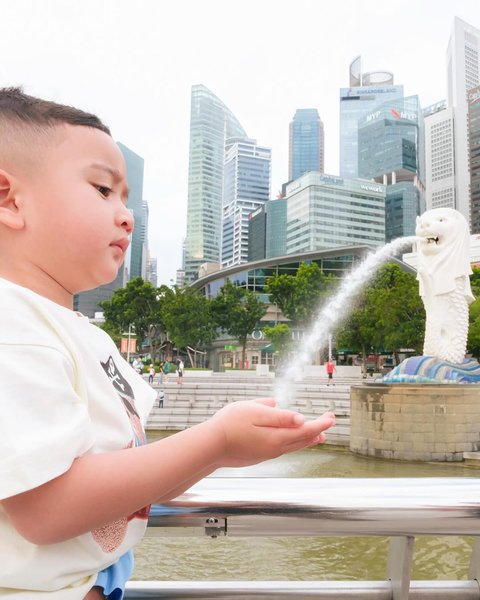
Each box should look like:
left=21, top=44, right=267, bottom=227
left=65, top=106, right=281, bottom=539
left=0, top=0, right=479, bottom=285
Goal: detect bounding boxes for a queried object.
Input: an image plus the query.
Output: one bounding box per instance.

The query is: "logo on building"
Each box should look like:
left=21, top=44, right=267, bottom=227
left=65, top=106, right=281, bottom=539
left=366, top=110, right=381, bottom=122
left=468, top=88, right=480, bottom=104
left=360, top=184, right=384, bottom=193
left=390, top=108, right=417, bottom=121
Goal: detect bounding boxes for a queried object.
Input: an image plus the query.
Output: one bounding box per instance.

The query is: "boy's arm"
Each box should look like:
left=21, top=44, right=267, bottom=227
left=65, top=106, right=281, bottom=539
left=1, top=399, right=334, bottom=546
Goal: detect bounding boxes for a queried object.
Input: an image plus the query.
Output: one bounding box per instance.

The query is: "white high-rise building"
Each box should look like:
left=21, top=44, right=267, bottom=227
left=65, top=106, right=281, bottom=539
left=184, top=85, right=247, bottom=283
left=447, top=17, right=480, bottom=222
left=221, top=138, right=271, bottom=268
left=424, top=101, right=456, bottom=211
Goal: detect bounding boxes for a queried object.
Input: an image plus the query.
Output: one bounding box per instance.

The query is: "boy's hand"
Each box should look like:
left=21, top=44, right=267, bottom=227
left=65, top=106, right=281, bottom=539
left=209, top=398, right=335, bottom=467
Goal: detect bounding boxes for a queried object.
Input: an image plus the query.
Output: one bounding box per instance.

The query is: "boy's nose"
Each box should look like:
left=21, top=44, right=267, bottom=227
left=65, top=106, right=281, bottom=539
left=118, top=207, right=134, bottom=233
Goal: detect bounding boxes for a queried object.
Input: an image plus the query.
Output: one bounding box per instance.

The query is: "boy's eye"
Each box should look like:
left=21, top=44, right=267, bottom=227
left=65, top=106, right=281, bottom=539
left=95, top=185, right=112, bottom=197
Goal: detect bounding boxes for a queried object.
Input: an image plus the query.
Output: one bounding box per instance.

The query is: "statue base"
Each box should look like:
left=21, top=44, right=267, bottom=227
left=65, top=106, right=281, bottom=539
left=350, top=381, right=480, bottom=462
left=379, top=356, right=480, bottom=384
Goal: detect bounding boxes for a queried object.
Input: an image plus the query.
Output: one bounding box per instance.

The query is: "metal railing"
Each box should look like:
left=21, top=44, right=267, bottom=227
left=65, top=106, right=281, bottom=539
left=125, top=477, right=480, bottom=599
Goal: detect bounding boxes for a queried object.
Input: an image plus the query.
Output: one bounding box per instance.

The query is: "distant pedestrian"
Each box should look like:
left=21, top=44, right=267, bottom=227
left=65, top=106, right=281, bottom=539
left=326, top=359, right=336, bottom=385
left=148, top=364, right=155, bottom=385
left=158, top=390, right=165, bottom=408
left=159, top=361, right=169, bottom=383
left=176, top=358, right=184, bottom=384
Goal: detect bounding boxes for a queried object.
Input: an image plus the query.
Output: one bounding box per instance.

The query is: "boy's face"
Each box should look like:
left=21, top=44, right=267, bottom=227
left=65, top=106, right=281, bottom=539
left=18, top=125, right=133, bottom=298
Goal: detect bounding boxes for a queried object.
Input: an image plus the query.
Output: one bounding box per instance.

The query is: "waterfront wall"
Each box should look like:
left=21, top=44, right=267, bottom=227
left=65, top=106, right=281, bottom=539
left=350, top=383, right=480, bottom=461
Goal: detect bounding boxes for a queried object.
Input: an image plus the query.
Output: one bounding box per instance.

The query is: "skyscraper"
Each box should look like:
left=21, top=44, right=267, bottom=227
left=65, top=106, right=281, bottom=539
left=339, top=56, right=404, bottom=179
left=221, top=137, right=271, bottom=268
left=248, top=198, right=287, bottom=262
left=284, top=173, right=385, bottom=254
left=184, top=85, right=247, bottom=282
left=358, top=96, right=425, bottom=241
left=447, top=17, right=480, bottom=222
left=288, top=109, right=324, bottom=180
left=423, top=100, right=456, bottom=211
left=468, top=86, right=480, bottom=232
left=73, top=141, right=145, bottom=317
left=118, top=142, right=146, bottom=279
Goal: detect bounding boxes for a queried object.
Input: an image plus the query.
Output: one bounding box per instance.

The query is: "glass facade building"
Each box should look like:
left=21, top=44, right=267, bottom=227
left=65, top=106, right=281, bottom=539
left=184, top=85, right=247, bottom=282
left=339, top=56, right=403, bottom=179
left=284, top=173, right=386, bottom=255
left=221, top=138, right=271, bottom=268
left=288, top=109, right=324, bottom=180
left=73, top=141, right=144, bottom=317
left=469, top=86, right=480, bottom=232
left=447, top=17, right=480, bottom=222
left=118, top=142, right=146, bottom=279
left=358, top=96, right=425, bottom=241
left=248, top=199, right=287, bottom=262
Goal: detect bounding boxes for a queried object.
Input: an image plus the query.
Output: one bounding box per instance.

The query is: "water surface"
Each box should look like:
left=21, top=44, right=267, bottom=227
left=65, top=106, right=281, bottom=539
left=133, top=437, right=477, bottom=582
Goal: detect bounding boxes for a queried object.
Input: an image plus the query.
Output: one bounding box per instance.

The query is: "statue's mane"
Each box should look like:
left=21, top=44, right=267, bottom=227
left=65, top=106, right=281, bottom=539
left=416, top=209, right=474, bottom=300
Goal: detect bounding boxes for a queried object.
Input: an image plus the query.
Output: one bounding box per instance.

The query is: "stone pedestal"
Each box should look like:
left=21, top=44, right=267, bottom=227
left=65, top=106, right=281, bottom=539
left=350, top=383, right=480, bottom=461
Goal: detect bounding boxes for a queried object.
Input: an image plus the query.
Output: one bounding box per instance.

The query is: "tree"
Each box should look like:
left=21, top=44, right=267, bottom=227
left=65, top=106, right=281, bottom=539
left=100, top=277, right=164, bottom=358
left=467, top=267, right=480, bottom=360
left=335, top=263, right=425, bottom=370
left=265, top=262, right=337, bottom=325
left=160, top=286, right=217, bottom=367
left=366, top=263, right=425, bottom=355
left=212, top=280, right=267, bottom=368
left=263, top=323, right=292, bottom=363
left=468, top=298, right=480, bottom=359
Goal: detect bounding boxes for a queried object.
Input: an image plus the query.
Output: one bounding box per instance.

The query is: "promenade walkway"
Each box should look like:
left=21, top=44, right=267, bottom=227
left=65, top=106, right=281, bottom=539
left=146, top=373, right=370, bottom=446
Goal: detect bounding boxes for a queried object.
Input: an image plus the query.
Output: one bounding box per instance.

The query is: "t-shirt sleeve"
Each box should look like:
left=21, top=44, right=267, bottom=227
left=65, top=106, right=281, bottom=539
left=0, top=344, right=94, bottom=500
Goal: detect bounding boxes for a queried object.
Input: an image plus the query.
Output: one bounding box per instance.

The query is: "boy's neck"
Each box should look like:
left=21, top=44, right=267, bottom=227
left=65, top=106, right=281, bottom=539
left=0, top=267, right=74, bottom=309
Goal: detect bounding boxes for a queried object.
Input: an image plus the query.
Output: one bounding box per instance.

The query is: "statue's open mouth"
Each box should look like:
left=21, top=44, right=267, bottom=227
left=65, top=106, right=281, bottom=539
left=426, top=236, right=440, bottom=244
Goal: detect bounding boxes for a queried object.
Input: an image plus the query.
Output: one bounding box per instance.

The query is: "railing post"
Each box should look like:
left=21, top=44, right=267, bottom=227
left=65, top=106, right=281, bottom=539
left=469, top=537, right=480, bottom=590
left=386, top=536, right=415, bottom=600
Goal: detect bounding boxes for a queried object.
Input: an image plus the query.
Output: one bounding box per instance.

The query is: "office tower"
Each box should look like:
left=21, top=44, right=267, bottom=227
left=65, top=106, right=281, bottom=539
left=447, top=17, right=480, bottom=222
left=146, top=255, right=158, bottom=287
left=248, top=198, right=287, bottom=262
left=73, top=141, right=144, bottom=318
left=469, top=86, right=480, bottom=232
left=175, top=269, right=186, bottom=288
left=184, top=85, right=247, bottom=282
left=339, top=55, right=404, bottom=179
left=284, top=173, right=385, bottom=255
left=221, top=137, right=271, bottom=268
left=358, top=96, right=425, bottom=242
left=118, top=142, right=146, bottom=279
left=288, top=109, right=324, bottom=180
left=424, top=100, right=456, bottom=211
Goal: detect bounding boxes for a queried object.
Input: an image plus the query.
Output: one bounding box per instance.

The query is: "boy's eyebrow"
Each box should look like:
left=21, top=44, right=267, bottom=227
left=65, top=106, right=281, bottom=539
left=88, top=162, right=130, bottom=200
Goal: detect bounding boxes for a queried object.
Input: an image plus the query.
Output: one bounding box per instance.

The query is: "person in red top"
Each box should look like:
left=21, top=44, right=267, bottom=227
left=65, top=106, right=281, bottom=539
left=326, top=359, right=336, bottom=385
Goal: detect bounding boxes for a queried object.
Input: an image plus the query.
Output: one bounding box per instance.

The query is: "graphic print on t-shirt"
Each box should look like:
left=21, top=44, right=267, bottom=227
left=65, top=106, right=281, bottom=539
left=100, top=355, right=147, bottom=447
left=90, top=356, right=150, bottom=553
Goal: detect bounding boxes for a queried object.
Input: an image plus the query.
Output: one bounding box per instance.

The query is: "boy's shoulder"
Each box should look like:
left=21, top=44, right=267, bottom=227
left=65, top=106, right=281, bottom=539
left=0, top=278, right=80, bottom=347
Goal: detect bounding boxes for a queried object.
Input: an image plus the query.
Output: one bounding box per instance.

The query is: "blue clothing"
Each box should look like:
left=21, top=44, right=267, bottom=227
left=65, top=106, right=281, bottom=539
left=95, top=551, right=134, bottom=599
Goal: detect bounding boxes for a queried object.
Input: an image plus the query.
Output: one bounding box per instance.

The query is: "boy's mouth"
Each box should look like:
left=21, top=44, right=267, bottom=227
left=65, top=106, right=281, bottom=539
left=110, top=238, right=129, bottom=253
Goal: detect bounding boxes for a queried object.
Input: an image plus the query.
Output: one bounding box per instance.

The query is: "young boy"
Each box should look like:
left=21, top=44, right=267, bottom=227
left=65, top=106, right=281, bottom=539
left=0, top=88, right=335, bottom=599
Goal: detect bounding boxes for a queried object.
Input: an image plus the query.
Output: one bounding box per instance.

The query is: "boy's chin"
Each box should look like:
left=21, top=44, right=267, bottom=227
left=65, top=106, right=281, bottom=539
left=76, top=270, right=120, bottom=294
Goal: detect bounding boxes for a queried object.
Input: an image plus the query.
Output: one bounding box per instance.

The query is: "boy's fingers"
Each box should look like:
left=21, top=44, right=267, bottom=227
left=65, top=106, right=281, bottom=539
left=254, top=397, right=276, bottom=407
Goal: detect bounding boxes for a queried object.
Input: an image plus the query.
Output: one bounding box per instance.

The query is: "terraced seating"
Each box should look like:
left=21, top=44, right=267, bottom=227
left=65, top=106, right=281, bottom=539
left=146, top=375, right=361, bottom=446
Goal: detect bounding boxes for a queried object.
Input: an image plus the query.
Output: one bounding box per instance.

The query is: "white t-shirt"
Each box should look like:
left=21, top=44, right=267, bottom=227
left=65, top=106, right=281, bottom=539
left=0, top=278, right=156, bottom=598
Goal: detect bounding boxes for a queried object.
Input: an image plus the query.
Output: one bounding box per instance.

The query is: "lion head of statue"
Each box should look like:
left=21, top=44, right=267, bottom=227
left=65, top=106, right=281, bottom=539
left=415, top=208, right=473, bottom=300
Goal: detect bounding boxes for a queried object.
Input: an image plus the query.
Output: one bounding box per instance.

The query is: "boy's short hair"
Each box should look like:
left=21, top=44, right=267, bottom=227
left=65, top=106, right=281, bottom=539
left=0, top=87, right=110, bottom=134
left=0, top=87, right=110, bottom=170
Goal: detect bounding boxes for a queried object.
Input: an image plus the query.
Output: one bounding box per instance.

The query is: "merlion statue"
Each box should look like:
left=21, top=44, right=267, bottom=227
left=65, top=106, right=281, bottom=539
left=380, top=208, right=480, bottom=383
left=416, top=208, right=474, bottom=363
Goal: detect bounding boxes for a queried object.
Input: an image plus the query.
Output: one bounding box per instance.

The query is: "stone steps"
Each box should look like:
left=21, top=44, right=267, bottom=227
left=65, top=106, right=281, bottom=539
left=146, top=376, right=361, bottom=447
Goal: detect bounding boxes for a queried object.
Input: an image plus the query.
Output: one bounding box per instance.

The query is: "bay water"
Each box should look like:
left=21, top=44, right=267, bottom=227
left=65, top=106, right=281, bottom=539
left=133, top=435, right=476, bottom=582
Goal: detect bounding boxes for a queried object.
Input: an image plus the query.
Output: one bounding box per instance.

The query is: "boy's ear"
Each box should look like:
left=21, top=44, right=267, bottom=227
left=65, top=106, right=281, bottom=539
left=0, top=170, right=25, bottom=230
